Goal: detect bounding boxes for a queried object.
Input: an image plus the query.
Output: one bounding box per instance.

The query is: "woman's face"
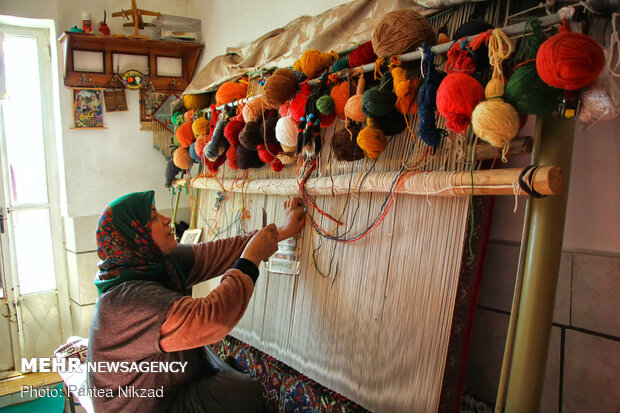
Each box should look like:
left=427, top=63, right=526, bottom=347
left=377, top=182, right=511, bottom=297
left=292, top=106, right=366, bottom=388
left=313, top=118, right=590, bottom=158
left=150, top=206, right=178, bottom=255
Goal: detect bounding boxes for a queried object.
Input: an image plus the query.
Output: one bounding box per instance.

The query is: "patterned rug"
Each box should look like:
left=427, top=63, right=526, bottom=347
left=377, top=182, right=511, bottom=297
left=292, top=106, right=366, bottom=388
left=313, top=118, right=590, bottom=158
left=211, top=336, right=370, bottom=413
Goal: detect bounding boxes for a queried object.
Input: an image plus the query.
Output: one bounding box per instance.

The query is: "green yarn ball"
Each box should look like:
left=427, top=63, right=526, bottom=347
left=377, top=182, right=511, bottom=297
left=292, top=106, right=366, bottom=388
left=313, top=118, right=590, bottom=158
left=173, top=135, right=181, bottom=147
left=504, top=63, right=561, bottom=115
left=331, top=57, right=349, bottom=73
left=316, top=95, right=335, bottom=115
left=361, top=86, right=396, bottom=118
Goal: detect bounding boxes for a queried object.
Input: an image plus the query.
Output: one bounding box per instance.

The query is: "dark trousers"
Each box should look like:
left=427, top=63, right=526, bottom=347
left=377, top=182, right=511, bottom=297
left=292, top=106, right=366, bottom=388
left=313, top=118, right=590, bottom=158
left=167, top=347, right=265, bottom=413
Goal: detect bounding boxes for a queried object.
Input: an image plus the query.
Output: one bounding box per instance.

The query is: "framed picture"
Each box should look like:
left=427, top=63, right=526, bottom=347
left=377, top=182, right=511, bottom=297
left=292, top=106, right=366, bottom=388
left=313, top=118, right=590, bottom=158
left=71, top=88, right=106, bottom=129
left=180, top=228, right=202, bottom=244
left=140, top=89, right=175, bottom=130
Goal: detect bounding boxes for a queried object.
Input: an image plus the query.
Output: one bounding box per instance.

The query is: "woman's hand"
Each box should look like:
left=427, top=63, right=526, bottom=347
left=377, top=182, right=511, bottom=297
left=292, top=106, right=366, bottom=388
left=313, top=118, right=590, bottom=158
left=241, top=224, right=279, bottom=266
left=278, top=198, right=306, bottom=241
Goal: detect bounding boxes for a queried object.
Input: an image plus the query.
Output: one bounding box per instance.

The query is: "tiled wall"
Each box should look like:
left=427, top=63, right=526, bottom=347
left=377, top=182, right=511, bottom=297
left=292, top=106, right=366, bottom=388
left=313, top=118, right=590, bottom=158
left=465, top=140, right=620, bottom=412
left=63, top=207, right=190, bottom=337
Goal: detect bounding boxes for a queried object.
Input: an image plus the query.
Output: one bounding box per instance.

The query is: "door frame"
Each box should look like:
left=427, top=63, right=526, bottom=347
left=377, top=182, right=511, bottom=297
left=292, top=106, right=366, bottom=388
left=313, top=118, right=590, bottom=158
left=0, top=17, right=71, bottom=378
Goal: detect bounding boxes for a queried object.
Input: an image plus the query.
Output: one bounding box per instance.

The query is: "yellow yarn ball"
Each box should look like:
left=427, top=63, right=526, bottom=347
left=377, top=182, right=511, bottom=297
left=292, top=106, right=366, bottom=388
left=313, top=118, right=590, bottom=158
left=485, top=78, right=505, bottom=99
left=356, top=118, right=386, bottom=160
left=183, top=93, right=210, bottom=110
left=192, top=117, right=210, bottom=137
left=293, top=50, right=339, bottom=78
left=471, top=99, right=520, bottom=148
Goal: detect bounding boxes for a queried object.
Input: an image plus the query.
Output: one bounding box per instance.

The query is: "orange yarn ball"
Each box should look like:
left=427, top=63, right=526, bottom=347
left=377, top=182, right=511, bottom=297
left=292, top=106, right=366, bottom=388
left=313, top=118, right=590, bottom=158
left=191, top=117, right=210, bottom=137
left=175, top=121, right=196, bottom=148
left=372, top=9, right=436, bottom=58
left=242, top=96, right=266, bottom=123
left=173, top=147, right=193, bottom=170
left=194, top=135, right=207, bottom=158
left=357, top=118, right=386, bottom=160
left=292, top=50, right=339, bottom=78
left=215, top=81, right=248, bottom=106
left=262, top=68, right=298, bottom=109
left=344, top=76, right=366, bottom=123
left=330, top=82, right=351, bottom=120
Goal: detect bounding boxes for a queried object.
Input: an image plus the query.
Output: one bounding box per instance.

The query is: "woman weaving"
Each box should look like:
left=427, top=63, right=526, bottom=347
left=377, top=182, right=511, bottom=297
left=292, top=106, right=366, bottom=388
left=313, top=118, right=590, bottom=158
left=87, top=190, right=305, bottom=412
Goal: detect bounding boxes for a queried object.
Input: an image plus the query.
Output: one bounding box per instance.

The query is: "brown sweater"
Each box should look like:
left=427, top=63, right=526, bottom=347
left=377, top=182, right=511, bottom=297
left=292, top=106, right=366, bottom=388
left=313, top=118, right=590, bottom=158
left=87, top=233, right=256, bottom=413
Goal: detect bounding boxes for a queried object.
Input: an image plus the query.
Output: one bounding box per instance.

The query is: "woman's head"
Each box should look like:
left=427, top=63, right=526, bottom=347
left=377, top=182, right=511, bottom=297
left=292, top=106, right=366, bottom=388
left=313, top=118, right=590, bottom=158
left=95, top=191, right=184, bottom=295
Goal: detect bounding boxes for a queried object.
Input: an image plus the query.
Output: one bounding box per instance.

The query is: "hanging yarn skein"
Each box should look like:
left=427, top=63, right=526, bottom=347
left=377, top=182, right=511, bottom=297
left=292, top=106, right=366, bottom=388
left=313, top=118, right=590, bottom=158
left=292, top=49, right=339, bottom=78
left=262, top=68, right=299, bottom=109
left=471, top=28, right=520, bottom=151
left=204, top=119, right=230, bottom=161
left=390, top=56, right=422, bottom=115
left=536, top=19, right=605, bottom=91
left=436, top=39, right=485, bottom=133
left=344, top=74, right=367, bottom=123
left=417, top=43, right=447, bottom=148
left=504, top=18, right=562, bottom=115
left=371, top=8, right=436, bottom=58
left=297, top=74, right=329, bottom=157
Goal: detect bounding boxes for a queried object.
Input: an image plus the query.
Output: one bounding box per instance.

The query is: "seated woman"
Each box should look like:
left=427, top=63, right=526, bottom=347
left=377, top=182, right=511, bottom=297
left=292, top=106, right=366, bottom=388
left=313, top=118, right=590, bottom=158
left=87, top=190, right=305, bottom=412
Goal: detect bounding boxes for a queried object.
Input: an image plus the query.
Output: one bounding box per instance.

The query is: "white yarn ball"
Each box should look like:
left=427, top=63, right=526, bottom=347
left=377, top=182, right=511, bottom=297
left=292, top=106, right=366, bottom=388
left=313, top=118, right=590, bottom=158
left=275, top=116, right=298, bottom=147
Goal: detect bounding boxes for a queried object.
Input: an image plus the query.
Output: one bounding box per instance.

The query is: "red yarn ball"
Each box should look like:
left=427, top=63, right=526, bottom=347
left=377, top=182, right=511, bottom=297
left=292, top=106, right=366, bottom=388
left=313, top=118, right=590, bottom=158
left=224, top=117, right=245, bottom=146
left=348, top=41, right=377, bottom=68
left=290, top=83, right=312, bottom=122
left=436, top=73, right=485, bottom=133
left=536, top=31, right=605, bottom=91
left=226, top=145, right=238, bottom=170
left=319, top=112, right=337, bottom=127
left=270, top=157, right=283, bottom=172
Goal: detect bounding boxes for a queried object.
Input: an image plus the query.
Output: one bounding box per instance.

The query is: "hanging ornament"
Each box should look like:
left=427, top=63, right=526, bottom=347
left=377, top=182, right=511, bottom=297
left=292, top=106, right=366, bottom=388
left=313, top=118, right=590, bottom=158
left=122, top=69, right=147, bottom=89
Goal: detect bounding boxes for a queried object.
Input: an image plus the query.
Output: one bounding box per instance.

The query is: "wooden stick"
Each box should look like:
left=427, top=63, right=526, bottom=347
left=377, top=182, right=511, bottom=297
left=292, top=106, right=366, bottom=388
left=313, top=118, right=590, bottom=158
left=174, top=166, right=562, bottom=197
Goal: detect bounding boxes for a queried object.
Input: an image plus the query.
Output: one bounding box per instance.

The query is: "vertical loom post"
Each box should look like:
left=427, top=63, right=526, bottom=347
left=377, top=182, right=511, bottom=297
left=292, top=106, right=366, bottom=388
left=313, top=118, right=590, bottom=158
left=504, top=117, right=574, bottom=412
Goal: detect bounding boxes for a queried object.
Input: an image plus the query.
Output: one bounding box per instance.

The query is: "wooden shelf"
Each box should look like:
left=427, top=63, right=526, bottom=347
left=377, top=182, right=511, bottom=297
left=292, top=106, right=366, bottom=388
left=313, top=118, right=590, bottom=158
left=58, top=32, right=203, bottom=90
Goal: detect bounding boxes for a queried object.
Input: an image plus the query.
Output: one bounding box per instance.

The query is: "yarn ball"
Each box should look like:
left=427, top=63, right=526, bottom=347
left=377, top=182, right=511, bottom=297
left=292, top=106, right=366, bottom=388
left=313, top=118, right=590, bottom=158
left=183, top=110, right=195, bottom=123
left=396, top=78, right=422, bottom=115
left=263, top=114, right=280, bottom=144
left=332, top=58, right=350, bottom=73
left=362, top=87, right=396, bottom=118
left=292, top=49, right=339, bottom=78
left=357, top=118, right=387, bottom=160
left=242, top=96, right=266, bottom=123
left=332, top=125, right=364, bottom=162
left=348, top=41, right=377, bottom=68
left=277, top=152, right=296, bottom=165
left=262, top=69, right=298, bottom=109
left=175, top=121, right=196, bottom=148
left=204, top=120, right=229, bottom=160
left=275, top=116, right=298, bottom=147
left=238, top=121, right=262, bottom=150
left=281, top=144, right=297, bottom=153
left=319, top=112, right=337, bottom=127
left=164, top=158, right=181, bottom=188
left=223, top=117, right=245, bottom=146
left=316, top=95, right=335, bottom=115
left=536, top=31, right=605, bottom=91
left=371, top=9, right=436, bottom=58
left=183, top=94, right=209, bottom=111
left=192, top=117, right=210, bottom=136
left=189, top=142, right=201, bottom=163
left=377, top=109, right=407, bottom=136
left=173, top=134, right=180, bottom=147
left=453, top=19, right=494, bottom=40
left=173, top=147, right=193, bottom=170
left=257, top=142, right=282, bottom=164
left=437, top=33, right=450, bottom=44
left=226, top=145, right=238, bottom=170
left=330, top=81, right=351, bottom=119
left=436, top=73, right=485, bottom=133
left=236, top=145, right=264, bottom=169
left=279, top=100, right=292, bottom=117
left=289, top=83, right=312, bottom=121
left=215, top=81, right=247, bottom=107
left=344, top=95, right=365, bottom=122
left=194, top=135, right=207, bottom=157
left=505, top=62, right=561, bottom=115
left=471, top=98, right=520, bottom=148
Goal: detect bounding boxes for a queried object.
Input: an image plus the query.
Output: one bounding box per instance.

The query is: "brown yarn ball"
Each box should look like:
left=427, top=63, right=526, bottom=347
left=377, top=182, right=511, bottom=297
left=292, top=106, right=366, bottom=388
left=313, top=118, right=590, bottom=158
left=332, top=125, right=364, bottom=162
left=242, top=96, right=266, bottom=123
left=371, top=9, right=436, bottom=58
left=173, top=147, right=193, bottom=170
left=262, top=69, right=298, bottom=109
left=238, top=121, right=262, bottom=150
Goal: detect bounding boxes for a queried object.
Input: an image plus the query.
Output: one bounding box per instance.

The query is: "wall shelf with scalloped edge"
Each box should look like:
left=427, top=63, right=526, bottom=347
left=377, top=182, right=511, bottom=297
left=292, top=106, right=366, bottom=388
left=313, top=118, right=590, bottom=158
left=58, top=32, right=203, bottom=90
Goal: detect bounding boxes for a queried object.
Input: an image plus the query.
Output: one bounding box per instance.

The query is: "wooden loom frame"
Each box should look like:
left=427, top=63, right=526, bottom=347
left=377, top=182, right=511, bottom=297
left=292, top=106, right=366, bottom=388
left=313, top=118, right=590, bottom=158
left=175, top=4, right=572, bottom=412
